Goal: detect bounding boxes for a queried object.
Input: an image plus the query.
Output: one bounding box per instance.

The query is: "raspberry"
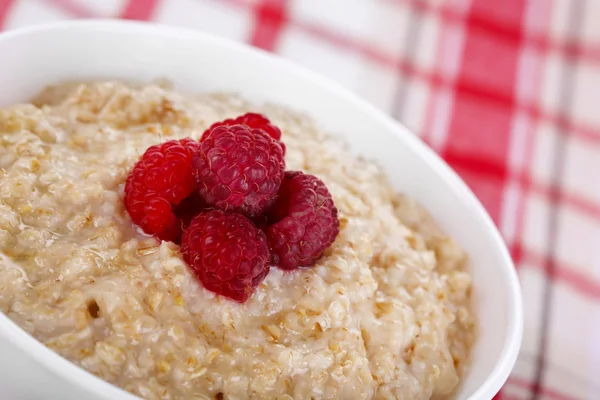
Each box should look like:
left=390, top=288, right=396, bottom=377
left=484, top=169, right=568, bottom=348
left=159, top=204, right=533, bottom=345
left=193, top=124, right=285, bottom=218
left=181, top=210, right=270, bottom=303
left=124, top=138, right=202, bottom=242
left=266, top=171, right=339, bottom=270
left=204, top=112, right=285, bottom=154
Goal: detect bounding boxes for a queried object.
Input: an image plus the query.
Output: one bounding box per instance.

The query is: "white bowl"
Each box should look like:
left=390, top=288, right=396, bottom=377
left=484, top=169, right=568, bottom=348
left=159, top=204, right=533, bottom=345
left=0, top=20, right=522, bottom=400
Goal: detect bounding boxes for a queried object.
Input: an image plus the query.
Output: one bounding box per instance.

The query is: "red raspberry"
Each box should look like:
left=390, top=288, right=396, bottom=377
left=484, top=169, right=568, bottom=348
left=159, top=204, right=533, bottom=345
left=204, top=113, right=285, bottom=155
left=266, top=171, right=339, bottom=270
left=193, top=124, right=285, bottom=218
left=181, top=210, right=270, bottom=303
left=124, top=138, right=202, bottom=242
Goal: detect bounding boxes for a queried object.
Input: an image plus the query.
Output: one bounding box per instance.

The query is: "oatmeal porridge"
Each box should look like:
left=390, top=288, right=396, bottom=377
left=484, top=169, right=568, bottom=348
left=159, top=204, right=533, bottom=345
left=0, top=81, right=475, bottom=400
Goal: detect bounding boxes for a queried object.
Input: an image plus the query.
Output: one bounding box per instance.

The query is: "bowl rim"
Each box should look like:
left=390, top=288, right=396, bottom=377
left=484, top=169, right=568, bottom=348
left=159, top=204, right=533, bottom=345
left=0, top=19, right=523, bottom=400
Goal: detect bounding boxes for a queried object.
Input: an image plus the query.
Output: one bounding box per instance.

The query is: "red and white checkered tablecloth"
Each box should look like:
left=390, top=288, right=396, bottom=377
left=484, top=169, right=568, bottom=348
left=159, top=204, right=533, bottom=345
left=1, top=0, right=598, bottom=399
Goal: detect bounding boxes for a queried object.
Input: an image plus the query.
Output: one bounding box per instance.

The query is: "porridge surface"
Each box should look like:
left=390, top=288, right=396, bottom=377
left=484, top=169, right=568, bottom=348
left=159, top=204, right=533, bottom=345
left=0, top=82, right=475, bottom=400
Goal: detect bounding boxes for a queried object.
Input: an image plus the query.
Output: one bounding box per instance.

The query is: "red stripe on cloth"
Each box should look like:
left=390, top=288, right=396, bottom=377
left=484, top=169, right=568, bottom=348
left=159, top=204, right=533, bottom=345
left=453, top=80, right=600, bottom=146
left=509, top=376, right=582, bottom=400
left=511, top=0, right=561, bottom=271
left=400, top=0, right=600, bottom=64
left=518, top=244, right=600, bottom=300
left=443, top=151, right=600, bottom=220
left=42, top=0, right=96, bottom=18
left=120, top=0, right=160, bottom=20
left=531, top=177, right=600, bottom=220
left=419, top=47, right=441, bottom=143
left=249, top=0, right=288, bottom=51
left=439, top=0, right=528, bottom=224
left=440, top=146, right=600, bottom=234
left=538, top=111, right=600, bottom=145
left=418, top=0, right=466, bottom=147
left=0, top=0, right=17, bottom=30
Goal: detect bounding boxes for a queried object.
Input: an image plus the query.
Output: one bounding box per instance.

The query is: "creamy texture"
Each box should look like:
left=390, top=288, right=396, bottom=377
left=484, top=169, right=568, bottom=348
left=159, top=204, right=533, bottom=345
left=0, top=81, right=475, bottom=400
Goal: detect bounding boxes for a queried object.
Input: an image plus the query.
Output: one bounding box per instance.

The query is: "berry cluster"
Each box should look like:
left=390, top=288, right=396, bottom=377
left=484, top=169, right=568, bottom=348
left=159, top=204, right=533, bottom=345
left=124, top=113, right=339, bottom=302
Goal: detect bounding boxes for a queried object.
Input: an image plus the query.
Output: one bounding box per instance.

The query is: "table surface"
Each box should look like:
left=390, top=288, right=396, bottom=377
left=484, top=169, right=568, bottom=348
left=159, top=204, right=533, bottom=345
left=0, top=1, right=597, bottom=399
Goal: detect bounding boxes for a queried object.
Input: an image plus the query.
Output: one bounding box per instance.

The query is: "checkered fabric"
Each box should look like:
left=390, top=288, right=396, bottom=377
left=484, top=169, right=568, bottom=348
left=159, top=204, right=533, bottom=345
left=0, top=0, right=598, bottom=399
